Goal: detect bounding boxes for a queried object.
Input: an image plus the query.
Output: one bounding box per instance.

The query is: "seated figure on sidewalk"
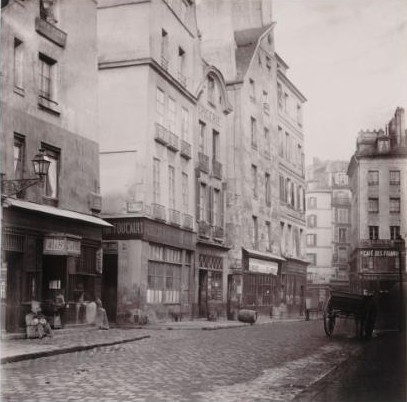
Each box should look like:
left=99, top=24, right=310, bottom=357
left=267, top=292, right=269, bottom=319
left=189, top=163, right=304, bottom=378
left=25, top=301, right=53, bottom=339
left=95, top=298, right=109, bottom=330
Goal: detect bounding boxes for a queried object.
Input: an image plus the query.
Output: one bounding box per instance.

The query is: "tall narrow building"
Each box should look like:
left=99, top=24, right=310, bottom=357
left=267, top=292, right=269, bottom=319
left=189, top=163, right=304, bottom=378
left=197, top=0, right=307, bottom=318
left=98, top=0, right=232, bottom=322
left=305, top=159, right=351, bottom=307
left=0, top=0, right=108, bottom=334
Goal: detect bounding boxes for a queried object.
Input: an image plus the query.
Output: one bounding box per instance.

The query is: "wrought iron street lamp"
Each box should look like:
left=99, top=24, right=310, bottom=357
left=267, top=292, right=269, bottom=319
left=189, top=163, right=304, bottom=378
left=1, top=149, right=51, bottom=198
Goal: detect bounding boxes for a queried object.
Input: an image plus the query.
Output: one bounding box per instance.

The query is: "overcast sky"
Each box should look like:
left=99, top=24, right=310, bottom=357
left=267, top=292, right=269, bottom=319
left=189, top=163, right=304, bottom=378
left=272, top=0, right=407, bottom=165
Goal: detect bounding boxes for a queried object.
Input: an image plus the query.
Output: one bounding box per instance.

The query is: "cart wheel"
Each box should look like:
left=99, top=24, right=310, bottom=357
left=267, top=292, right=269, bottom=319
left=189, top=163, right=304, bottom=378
left=323, top=301, right=335, bottom=336
left=363, top=305, right=377, bottom=340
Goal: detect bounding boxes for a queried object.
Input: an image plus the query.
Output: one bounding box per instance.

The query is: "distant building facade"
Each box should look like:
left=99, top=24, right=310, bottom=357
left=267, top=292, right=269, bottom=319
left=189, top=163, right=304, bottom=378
left=305, top=159, right=351, bottom=307
left=0, top=0, right=108, bottom=333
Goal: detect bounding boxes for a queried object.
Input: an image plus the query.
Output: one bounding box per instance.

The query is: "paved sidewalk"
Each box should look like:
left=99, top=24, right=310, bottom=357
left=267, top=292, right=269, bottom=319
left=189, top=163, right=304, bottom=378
left=0, top=316, right=292, bottom=364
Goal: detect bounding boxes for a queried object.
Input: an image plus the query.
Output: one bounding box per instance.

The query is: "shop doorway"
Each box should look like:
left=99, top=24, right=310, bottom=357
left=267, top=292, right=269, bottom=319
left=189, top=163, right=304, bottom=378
left=102, top=254, right=118, bottom=322
left=42, top=256, right=67, bottom=303
left=5, top=252, right=24, bottom=332
left=198, top=270, right=208, bottom=318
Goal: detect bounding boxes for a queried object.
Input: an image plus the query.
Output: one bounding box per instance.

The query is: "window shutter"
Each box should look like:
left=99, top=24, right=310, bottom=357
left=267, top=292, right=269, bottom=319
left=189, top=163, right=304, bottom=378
left=221, top=183, right=226, bottom=227
left=208, top=186, right=213, bottom=225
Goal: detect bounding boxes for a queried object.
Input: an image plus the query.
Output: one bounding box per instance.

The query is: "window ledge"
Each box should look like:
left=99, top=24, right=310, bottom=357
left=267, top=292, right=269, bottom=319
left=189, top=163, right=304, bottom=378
left=42, top=196, right=59, bottom=207
left=38, top=96, right=61, bottom=115
left=13, top=86, right=25, bottom=97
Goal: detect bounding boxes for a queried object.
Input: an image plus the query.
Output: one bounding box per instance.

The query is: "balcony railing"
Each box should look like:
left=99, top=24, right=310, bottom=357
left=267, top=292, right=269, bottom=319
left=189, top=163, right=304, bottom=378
left=180, top=140, right=192, bottom=160
left=182, top=213, right=193, bottom=230
left=151, top=203, right=166, bottom=221
left=167, top=131, right=179, bottom=152
left=168, top=208, right=181, bottom=226
left=212, top=160, right=222, bottom=179
left=160, top=55, right=169, bottom=71
left=35, top=17, right=67, bottom=48
left=198, top=152, right=209, bottom=174
left=332, top=197, right=351, bottom=205
left=198, top=220, right=211, bottom=238
left=359, top=239, right=398, bottom=248
left=212, top=225, right=224, bottom=239
left=178, top=71, right=187, bottom=87
left=155, top=123, right=168, bottom=145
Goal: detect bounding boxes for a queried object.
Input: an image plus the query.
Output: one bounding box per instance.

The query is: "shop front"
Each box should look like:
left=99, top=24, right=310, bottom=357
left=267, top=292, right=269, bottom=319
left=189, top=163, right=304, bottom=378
left=279, top=257, right=308, bottom=318
left=240, top=248, right=285, bottom=317
left=102, top=217, right=196, bottom=323
left=1, top=199, right=110, bottom=333
left=196, top=243, right=228, bottom=319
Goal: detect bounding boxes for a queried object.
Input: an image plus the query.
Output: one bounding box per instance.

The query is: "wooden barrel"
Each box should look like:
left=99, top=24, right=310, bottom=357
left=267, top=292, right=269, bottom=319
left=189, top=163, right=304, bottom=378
left=237, top=309, right=257, bottom=324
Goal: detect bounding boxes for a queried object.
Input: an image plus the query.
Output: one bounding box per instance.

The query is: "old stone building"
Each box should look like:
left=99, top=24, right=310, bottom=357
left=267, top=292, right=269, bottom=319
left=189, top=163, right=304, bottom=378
left=348, top=107, right=407, bottom=328
left=97, top=0, right=235, bottom=322
left=276, top=53, right=308, bottom=317
left=197, top=0, right=307, bottom=318
left=0, top=0, right=109, bottom=333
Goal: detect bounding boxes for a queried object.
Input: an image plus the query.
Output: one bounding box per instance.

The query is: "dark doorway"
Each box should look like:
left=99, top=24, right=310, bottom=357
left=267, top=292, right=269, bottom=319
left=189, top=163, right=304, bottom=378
left=102, top=254, right=118, bottom=322
left=5, top=252, right=24, bottom=332
left=198, top=269, right=208, bottom=318
left=42, top=255, right=66, bottom=302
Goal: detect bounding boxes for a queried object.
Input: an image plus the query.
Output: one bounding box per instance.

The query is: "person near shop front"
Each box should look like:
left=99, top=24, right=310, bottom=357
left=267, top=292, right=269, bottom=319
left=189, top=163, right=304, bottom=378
left=54, top=289, right=66, bottom=328
left=95, top=297, right=109, bottom=330
left=25, top=301, right=53, bottom=339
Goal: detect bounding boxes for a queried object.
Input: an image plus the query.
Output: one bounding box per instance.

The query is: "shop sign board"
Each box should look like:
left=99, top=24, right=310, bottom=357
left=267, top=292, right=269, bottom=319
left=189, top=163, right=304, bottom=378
left=102, top=218, right=143, bottom=240
left=360, top=249, right=399, bottom=257
left=43, top=234, right=81, bottom=256
left=249, top=258, right=278, bottom=275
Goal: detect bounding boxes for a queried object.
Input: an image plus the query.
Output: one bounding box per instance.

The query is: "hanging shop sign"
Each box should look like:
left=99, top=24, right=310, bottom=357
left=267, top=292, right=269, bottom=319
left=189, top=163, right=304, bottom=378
left=249, top=258, right=278, bottom=275
left=43, top=234, right=81, bottom=256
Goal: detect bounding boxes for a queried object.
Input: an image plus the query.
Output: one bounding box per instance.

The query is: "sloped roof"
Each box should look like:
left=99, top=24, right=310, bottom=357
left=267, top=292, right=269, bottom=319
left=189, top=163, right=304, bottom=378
left=234, top=24, right=272, bottom=80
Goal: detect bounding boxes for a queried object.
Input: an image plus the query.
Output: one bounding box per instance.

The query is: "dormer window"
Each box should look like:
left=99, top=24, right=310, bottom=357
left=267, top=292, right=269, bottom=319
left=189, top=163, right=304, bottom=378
left=208, top=76, right=215, bottom=105
left=40, top=0, right=58, bottom=24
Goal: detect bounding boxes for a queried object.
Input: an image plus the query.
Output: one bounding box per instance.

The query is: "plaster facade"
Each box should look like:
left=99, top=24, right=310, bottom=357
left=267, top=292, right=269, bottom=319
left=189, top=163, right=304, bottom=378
left=1, top=0, right=107, bottom=333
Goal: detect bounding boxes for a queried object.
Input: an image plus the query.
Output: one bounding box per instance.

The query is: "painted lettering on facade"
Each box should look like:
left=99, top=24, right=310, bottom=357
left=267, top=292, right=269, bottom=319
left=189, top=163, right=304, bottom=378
left=249, top=258, right=278, bottom=275
left=103, top=219, right=143, bottom=239
left=360, top=250, right=399, bottom=257
left=43, top=236, right=81, bottom=256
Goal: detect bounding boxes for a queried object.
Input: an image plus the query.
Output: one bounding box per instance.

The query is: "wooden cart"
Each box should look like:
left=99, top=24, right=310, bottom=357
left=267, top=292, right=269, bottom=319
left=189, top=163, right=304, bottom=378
left=323, top=290, right=377, bottom=339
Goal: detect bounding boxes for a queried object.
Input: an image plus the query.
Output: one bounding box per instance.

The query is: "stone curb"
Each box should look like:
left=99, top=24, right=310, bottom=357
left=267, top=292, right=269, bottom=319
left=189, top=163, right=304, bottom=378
left=0, top=334, right=150, bottom=365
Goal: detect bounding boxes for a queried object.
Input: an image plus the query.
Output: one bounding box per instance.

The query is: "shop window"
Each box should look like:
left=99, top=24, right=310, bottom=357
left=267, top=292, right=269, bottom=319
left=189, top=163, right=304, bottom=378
left=338, top=228, right=347, bottom=243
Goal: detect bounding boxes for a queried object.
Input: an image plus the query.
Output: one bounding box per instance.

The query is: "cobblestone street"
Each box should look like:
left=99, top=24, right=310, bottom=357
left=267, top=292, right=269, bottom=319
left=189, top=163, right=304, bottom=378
left=1, top=320, right=363, bottom=402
